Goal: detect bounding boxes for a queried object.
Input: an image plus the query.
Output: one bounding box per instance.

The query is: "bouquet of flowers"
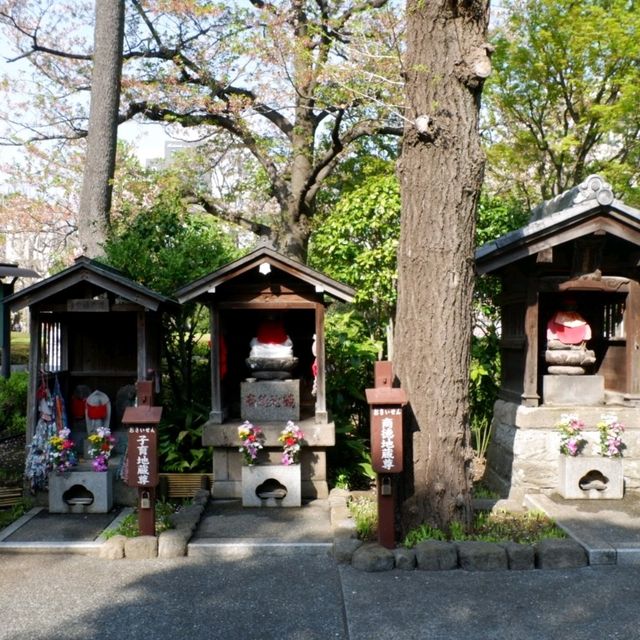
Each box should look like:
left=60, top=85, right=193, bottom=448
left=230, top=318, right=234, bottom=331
left=87, top=426, right=117, bottom=472
left=597, top=414, right=625, bottom=457
left=238, top=421, right=265, bottom=465
left=557, top=414, right=586, bottom=456
left=279, top=421, right=304, bottom=465
left=48, top=427, right=78, bottom=473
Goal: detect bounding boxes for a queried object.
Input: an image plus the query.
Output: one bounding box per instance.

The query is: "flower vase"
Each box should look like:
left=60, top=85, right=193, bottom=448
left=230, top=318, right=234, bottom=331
left=558, top=455, right=623, bottom=499
left=241, top=463, right=301, bottom=508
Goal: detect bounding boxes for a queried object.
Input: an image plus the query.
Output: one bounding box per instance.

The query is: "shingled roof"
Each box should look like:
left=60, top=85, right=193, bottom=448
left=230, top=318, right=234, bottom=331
left=175, top=245, right=355, bottom=304
left=6, top=256, right=176, bottom=311
left=475, top=176, right=640, bottom=275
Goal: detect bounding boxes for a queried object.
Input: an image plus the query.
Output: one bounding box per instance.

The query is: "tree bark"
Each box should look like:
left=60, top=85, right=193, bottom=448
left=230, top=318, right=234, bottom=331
left=395, top=0, right=491, bottom=533
left=77, top=0, right=125, bottom=258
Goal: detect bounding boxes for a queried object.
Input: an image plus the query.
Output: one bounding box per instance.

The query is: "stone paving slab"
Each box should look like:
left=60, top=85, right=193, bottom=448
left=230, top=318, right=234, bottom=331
left=191, top=498, right=333, bottom=543
left=525, top=492, right=640, bottom=565
left=2, top=507, right=123, bottom=542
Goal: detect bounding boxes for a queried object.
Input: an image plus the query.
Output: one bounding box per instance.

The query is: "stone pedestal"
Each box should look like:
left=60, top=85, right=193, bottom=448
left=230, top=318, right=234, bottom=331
left=241, top=464, right=301, bottom=507
left=543, top=375, right=604, bottom=405
left=48, top=468, right=114, bottom=513
left=204, top=417, right=333, bottom=500
left=241, top=380, right=300, bottom=421
left=558, top=456, right=624, bottom=499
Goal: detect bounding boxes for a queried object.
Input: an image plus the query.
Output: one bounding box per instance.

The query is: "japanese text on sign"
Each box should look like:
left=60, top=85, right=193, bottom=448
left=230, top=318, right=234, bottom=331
left=370, top=406, right=403, bottom=474
left=380, top=417, right=395, bottom=471
left=126, top=426, right=158, bottom=488
left=135, top=430, right=151, bottom=485
left=373, top=407, right=402, bottom=417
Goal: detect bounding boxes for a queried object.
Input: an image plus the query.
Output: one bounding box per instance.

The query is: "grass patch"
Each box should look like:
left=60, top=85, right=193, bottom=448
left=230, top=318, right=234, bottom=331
left=104, top=501, right=177, bottom=538
left=348, top=496, right=377, bottom=541
left=0, top=498, right=34, bottom=530
left=9, top=332, right=29, bottom=365
left=403, top=510, right=566, bottom=547
left=472, top=483, right=501, bottom=500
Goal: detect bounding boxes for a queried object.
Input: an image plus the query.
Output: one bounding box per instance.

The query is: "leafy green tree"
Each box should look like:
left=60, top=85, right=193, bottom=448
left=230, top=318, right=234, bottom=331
left=485, top=0, right=640, bottom=206
left=103, top=187, right=238, bottom=471
left=324, top=310, right=380, bottom=489
left=309, top=161, right=399, bottom=344
left=471, top=194, right=529, bottom=473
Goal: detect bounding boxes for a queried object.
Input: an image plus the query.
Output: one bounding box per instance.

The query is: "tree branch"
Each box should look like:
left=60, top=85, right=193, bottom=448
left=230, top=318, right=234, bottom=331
left=304, top=118, right=402, bottom=204
left=120, top=100, right=289, bottom=208
left=183, top=192, right=273, bottom=238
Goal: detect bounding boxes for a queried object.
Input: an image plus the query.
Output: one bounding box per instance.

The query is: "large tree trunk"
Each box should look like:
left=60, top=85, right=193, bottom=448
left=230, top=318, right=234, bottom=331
left=77, top=0, right=125, bottom=258
left=395, top=0, right=491, bottom=533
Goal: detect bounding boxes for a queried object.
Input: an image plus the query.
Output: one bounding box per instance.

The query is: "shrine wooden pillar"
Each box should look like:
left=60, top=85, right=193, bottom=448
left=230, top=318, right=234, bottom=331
left=626, top=280, right=640, bottom=401
left=314, top=302, right=327, bottom=422
left=521, top=281, right=540, bottom=407
left=209, top=303, right=224, bottom=424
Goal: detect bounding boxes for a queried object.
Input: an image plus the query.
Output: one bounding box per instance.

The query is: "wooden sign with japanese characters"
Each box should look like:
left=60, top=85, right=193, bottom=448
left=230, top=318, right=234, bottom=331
left=365, top=383, right=407, bottom=475
left=370, top=406, right=403, bottom=474
left=126, top=426, right=158, bottom=488
left=123, top=405, right=162, bottom=488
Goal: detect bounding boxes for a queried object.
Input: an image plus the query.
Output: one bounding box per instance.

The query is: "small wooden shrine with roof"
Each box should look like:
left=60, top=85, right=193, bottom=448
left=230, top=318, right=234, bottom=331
left=176, top=246, right=355, bottom=499
left=475, top=176, right=640, bottom=499
left=6, top=256, right=176, bottom=443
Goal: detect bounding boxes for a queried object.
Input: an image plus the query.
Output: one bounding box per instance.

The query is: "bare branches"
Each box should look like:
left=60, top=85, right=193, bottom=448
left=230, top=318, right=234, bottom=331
left=0, top=9, right=91, bottom=62
left=188, top=192, right=273, bottom=238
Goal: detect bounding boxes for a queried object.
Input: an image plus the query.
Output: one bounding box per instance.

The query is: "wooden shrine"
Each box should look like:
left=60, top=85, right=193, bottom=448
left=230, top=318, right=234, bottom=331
left=176, top=246, right=355, bottom=499
left=6, top=256, right=176, bottom=447
left=475, top=176, right=640, bottom=499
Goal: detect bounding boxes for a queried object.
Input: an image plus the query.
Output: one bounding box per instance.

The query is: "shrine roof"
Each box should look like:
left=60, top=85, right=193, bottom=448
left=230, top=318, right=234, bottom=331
left=475, top=176, right=640, bottom=275
left=0, top=264, right=39, bottom=280
left=175, top=246, right=356, bottom=304
left=5, top=256, right=177, bottom=311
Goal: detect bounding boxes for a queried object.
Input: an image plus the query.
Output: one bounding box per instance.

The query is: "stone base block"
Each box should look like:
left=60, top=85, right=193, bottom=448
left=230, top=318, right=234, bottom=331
left=558, top=456, right=623, bottom=499
left=543, top=375, right=604, bottom=405
left=241, top=380, right=300, bottom=422
left=241, top=464, right=301, bottom=507
left=48, top=470, right=114, bottom=513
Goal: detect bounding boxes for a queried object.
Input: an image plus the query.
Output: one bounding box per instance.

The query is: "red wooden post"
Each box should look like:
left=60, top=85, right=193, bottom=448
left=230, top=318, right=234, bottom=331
left=124, top=381, right=162, bottom=537
left=366, top=362, right=407, bottom=550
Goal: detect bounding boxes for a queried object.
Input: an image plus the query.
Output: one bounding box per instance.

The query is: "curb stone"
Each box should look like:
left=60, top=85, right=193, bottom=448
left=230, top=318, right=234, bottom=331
left=535, top=538, right=588, bottom=569
left=415, top=540, right=459, bottom=571
left=393, top=547, right=416, bottom=570
left=124, top=535, right=158, bottom=559
left=501, top=541, right=536, bottom=570
left=158, top=529, right=190, bottom=558
left=98, top=534, right=126, bottom=560
left=456, top=541, right=508, bottom=571
left=331, top=491, right=590, bottom=573
left=352, top=542, right=395, bottom=572
left=100, top=489, right=210, bottom=559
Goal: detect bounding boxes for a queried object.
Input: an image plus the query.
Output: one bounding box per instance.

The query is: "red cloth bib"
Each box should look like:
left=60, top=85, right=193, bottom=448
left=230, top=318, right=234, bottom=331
left=257, top=320, right=287, bottom=344
left=86, top=403, right=108, bottom=420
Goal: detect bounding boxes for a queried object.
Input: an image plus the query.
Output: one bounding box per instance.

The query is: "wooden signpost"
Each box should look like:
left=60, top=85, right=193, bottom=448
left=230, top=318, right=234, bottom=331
left=123, top=381, right=162, bottom=536
left=365, top=361, right=407, bottom=549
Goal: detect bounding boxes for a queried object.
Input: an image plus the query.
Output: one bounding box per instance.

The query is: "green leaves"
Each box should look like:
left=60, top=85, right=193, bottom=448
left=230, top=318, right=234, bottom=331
left=104, top=188, right=237, bottom=295
left=310, top=164, right=400, bottom=342
left=485, top=0, right=640, bottom=205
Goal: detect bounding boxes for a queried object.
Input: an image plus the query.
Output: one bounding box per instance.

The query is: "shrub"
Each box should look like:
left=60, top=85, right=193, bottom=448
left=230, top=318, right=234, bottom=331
left=0, top=498, right=33, bottom=530
left=0, top=371, right=28, bottom=436
left=104, top=501, right=176, bottom=538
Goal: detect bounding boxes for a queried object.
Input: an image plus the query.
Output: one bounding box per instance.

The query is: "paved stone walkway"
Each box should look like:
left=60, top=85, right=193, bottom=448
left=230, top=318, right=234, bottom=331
left=2, top=553, right=640, bottom=639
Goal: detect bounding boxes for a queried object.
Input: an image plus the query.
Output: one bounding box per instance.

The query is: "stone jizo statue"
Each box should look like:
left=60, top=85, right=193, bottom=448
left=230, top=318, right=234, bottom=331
left=545, top=302, right=596, bottom=375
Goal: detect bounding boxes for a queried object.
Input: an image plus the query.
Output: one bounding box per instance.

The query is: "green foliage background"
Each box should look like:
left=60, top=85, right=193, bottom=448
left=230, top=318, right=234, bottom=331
left=103, top=187, right=239, bottom=472
left=0, top=372, right=28, bottom=436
